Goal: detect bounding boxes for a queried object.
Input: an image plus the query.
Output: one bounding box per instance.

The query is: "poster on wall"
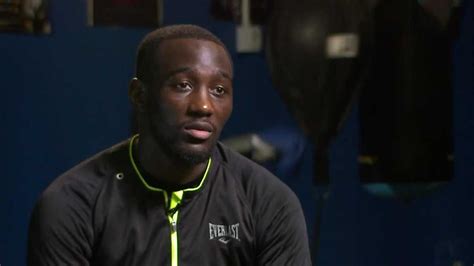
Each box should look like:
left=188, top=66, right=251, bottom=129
left=88, top=0, right=162, bottom=28
left=0, top=0, right=51, bottom=34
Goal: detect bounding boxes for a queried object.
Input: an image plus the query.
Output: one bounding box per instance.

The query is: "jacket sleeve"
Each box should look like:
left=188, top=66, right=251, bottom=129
left=255, top=184, right=312, bottom=266
left=27, top=181, right=94, bottom=265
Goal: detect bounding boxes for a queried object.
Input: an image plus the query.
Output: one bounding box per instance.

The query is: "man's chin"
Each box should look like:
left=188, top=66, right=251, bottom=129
left=172, top=142, right=214, bottom=165
left=150, top=124, right=216, bottom=165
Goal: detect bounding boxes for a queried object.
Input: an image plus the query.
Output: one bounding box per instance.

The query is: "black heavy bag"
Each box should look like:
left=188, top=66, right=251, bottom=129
left=210, top=0, right=267, bottom=24
left=266, top=0, right=372, bottom=184
left=358, top=0, right=459, bottom=199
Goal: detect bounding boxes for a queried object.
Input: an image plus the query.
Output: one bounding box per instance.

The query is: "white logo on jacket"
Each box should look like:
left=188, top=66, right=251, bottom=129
left=209, top=223, right=240, bottom=244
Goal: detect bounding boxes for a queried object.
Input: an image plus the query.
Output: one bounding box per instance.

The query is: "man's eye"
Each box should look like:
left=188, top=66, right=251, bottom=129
left=176, top=82, right=192, bottom=91
left=211, top=86, right=226, bottom=96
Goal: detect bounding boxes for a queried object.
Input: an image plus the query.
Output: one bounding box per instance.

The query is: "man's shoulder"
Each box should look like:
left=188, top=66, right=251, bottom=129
left=214, top=142, right=299, bottom=204
left=214, top=141, right=274, bottom=180
left=41, top=139, right=130, bottom=204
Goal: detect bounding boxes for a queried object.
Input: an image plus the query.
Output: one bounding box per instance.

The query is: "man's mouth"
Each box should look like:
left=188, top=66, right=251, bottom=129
left=183, top=121, right=214, bottom=141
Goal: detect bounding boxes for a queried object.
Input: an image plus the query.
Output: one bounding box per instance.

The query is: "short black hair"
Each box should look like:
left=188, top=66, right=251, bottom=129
left=135, top=24, right=230, bottom=85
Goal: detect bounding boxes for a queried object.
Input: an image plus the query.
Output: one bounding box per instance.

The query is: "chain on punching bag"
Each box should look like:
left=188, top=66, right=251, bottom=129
left=266, top=0, right=373, bottom=184
left=358, top=0, right=459, bottom=199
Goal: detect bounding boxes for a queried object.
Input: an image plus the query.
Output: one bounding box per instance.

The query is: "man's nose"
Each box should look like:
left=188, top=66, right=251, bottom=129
left=188, top=88, right=213, bottom=116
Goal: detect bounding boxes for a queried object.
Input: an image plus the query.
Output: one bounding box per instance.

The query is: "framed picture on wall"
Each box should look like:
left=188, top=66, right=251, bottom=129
left=0, top=0, right=51, bottom=34
left=87, top=0, right=163, bottom=28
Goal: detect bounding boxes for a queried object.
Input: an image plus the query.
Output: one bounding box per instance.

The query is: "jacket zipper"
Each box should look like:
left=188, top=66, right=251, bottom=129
left=128, top=136, right=210, bottom=266
left=164, top=191, right=183, bottom=266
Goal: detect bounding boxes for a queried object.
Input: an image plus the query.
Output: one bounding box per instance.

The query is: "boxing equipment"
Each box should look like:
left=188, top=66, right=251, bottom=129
left=358, top=0, right=460, bottom=199
left=266, top=0, right=373, bottom=184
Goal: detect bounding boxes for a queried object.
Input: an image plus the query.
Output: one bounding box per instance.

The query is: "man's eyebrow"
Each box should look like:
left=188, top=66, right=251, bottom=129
left=163, top=67, right=233, bottom=81
left=162, top=67, right=192, bottom=80
left=219, top=70, right=233, bottom=81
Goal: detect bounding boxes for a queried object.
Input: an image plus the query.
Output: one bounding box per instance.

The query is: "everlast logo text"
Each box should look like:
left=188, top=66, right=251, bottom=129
left=209, top=223, right=240, bottom=244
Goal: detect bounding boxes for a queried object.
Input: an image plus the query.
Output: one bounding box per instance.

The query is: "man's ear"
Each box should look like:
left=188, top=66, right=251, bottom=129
left=129, top=77, right=147, bottom=112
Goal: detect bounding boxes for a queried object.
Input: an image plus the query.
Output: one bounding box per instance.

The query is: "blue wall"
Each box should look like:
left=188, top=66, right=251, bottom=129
left=1, top=0, right=473, bottom=265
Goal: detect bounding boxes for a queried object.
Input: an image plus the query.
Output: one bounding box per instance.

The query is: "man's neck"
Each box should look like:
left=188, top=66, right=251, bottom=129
left=135, top=136, right=208, bottom=187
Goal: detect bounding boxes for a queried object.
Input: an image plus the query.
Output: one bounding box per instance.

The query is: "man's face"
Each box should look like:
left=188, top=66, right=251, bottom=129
left=144, top=38, right=233, bottom=164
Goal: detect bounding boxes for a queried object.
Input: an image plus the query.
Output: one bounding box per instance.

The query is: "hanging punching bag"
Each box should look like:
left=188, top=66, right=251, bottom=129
left=266, top=0, right=373, bottom=184
left=358, top=0, right=459, bottom=199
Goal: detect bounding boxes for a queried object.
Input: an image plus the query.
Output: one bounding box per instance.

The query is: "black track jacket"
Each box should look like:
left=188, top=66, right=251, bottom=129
left=28, top=137, right=311, bottom=265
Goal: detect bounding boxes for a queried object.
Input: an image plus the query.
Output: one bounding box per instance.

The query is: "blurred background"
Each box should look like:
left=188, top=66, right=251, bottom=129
left=1, top=0, right=473, bottom=265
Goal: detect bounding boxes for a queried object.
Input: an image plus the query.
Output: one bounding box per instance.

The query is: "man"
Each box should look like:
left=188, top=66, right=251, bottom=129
left=28, top=24, right=311, bottom=265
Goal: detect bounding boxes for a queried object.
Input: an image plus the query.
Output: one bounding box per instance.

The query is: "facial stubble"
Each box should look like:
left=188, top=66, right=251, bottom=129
left=145, top=107, right=215, bottom=166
